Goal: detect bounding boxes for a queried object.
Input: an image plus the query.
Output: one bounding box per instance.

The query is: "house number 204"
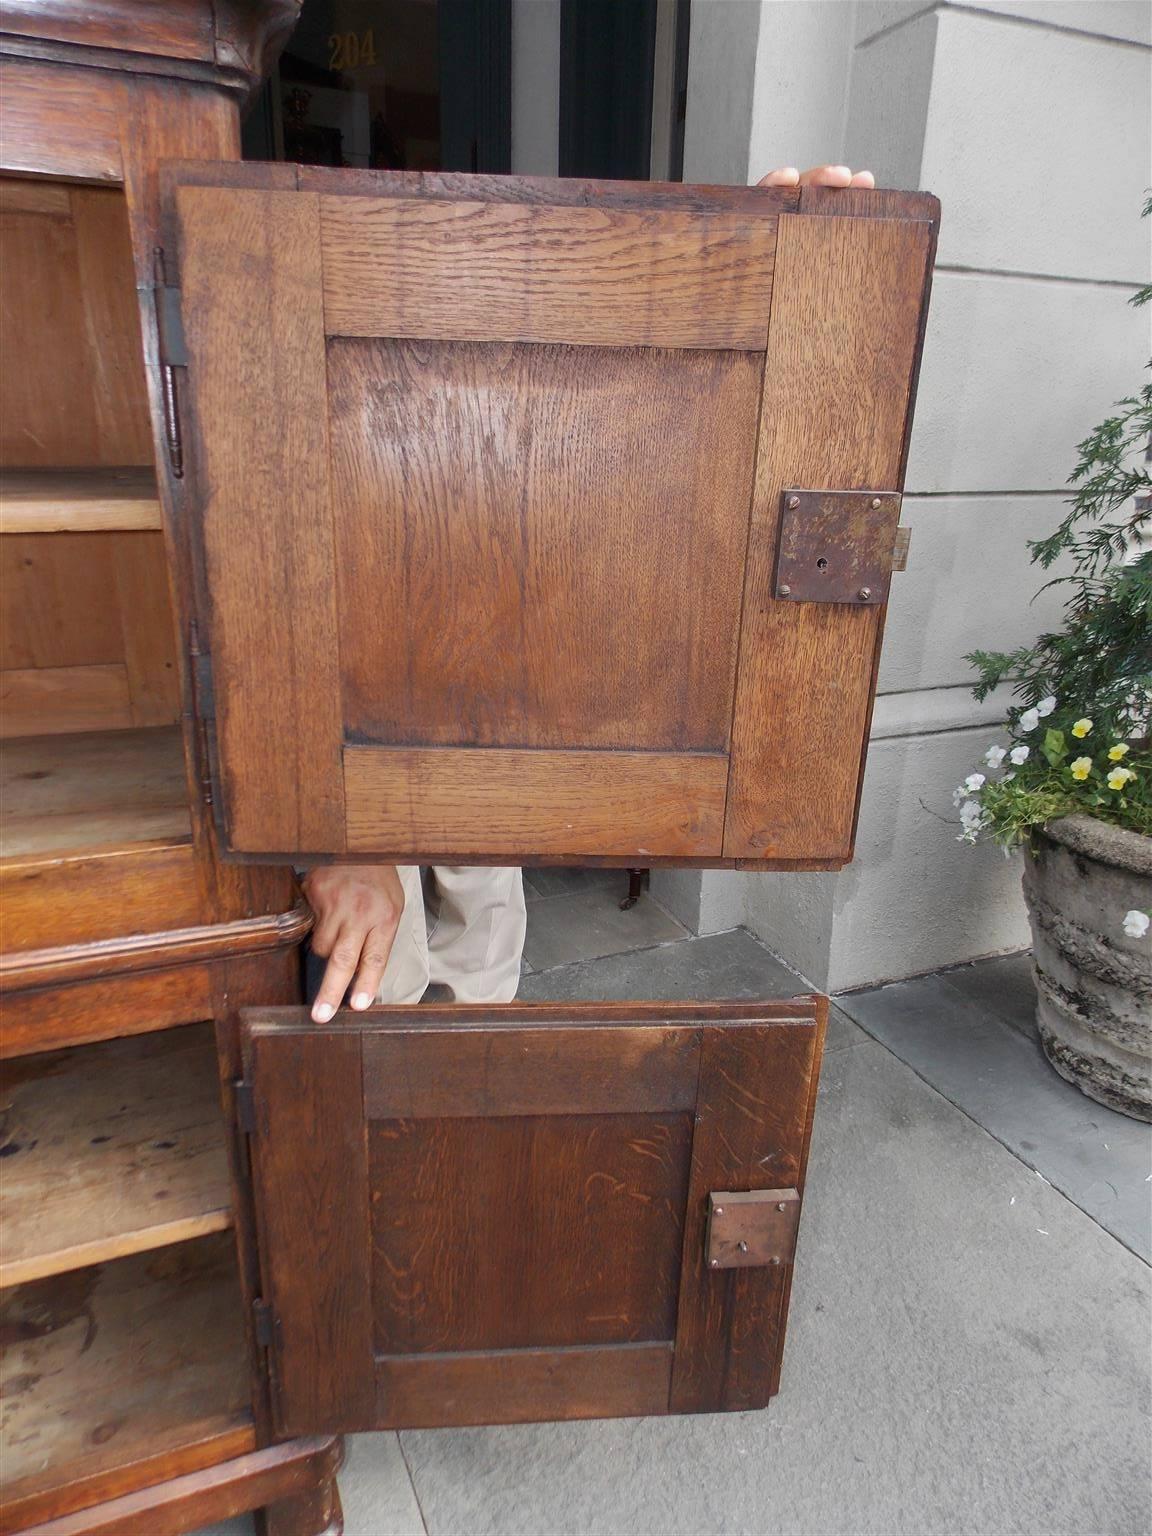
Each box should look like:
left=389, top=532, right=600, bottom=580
left=328, top=30, right=377, bottom=70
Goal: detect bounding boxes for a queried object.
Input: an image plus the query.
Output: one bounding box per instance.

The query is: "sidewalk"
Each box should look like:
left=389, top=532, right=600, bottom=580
left=201, top=869, right=1152, bottom=1536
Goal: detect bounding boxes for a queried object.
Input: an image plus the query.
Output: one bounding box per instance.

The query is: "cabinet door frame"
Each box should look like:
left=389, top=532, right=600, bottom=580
left=239, top=997, right=828, bottom=1437
left=163, top=163, right=938, bottom=871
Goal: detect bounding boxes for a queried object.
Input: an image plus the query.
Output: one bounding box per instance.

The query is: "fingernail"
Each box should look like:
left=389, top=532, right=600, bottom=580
left=352, top=992, right=372, bottom=1011
left=313, top=1003, right=334, bottom=1023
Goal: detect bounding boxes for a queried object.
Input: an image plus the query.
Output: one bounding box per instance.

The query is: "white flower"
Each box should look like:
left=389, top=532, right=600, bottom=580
left=952, top=786, right=966, bottom=808
left=964, top=772, right=986, bottom=793
left=1122, top=910, right=1150, bottom=940
left=1009, top=745, right=1030, bottom=766
left=1018, top=708, right=1040, bottom=732
left=1002, top=772, right=1015, bottom=782
left=1036, top=696, right=1056, bottom=718
left=957, top=800, right=988, bottom=842
left=984, top=745, right=1007, bottom=770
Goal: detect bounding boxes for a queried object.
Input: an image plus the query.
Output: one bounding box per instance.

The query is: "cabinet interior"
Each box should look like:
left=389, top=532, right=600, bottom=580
left=0, top=1234, right=253, bottom=1528
left=0, top=172, right=245, bottom=1530
left=0, top=176, right=194, bottom=959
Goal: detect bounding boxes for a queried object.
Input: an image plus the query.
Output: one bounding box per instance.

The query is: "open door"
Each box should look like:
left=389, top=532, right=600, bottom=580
left=164, top=165, right=938, bottom=868
left=239, top=998, right=826, bottom=1436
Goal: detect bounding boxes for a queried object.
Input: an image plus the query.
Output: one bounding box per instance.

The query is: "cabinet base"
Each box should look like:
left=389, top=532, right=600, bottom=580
left=18, top=1436, right=343, bottom=1536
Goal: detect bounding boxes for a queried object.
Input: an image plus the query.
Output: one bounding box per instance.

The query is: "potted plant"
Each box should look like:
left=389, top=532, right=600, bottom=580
left=955, top=212, right=1151, bottom=1121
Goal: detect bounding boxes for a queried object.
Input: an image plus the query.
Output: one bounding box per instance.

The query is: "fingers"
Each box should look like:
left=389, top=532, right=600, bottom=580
left=799, top=164, right=853, bottom=187
left=757, top=165, right=875, bottom=190
left=312, top=932, right=364, bottom=1023
left=302, top=864, right=406, bottom=1021
left=350, top=928, right=397, bottom=1013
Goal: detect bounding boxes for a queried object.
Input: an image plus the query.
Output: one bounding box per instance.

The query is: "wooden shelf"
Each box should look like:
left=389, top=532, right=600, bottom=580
left=0, top=1024, right=232, bottom=1287
left=0, top=1234, right=253, bottom=1531
left=0, top=467, right=161, bottom=534
left=0, top=725, right=190, bottom=859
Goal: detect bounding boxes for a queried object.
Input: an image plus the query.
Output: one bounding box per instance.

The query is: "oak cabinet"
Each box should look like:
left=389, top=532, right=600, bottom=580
left=240, top=999, right=827, bottom=1437
left=0, top=7, right=938, bottom=1523
left=165, top=165, right=938, bottom=869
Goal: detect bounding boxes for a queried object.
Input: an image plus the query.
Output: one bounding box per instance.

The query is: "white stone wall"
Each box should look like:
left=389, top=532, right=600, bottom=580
left=660, top=0, right=1151, bottom=991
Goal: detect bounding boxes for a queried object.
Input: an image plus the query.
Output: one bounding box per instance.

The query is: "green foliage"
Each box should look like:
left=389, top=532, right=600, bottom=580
left=958, top=199, right=1152, bottom=846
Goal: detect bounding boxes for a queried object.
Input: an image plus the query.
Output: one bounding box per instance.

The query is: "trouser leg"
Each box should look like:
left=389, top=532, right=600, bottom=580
left=425, top=865, right=527, bottom=1003
left=373, top=863, right=431, bottom=1004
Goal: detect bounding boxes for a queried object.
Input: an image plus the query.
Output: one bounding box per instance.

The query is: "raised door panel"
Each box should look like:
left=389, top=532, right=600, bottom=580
left=173, top=168, right=937, bottom=866
left=241, top=999, right=827, bottom=1436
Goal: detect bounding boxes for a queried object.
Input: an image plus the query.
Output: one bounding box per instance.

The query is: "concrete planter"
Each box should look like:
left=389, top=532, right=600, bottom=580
left=1022, top=815, right=1152, bottom=1121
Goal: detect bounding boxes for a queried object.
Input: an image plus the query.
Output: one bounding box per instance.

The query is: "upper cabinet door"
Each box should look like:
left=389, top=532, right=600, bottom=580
left=168, top=168, right=937, bottom=865
left=240, top=998, right=826, bottom=1436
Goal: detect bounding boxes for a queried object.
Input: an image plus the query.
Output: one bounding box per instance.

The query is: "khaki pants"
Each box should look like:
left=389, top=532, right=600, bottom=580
left=374, top=865, right=527, bottom=1005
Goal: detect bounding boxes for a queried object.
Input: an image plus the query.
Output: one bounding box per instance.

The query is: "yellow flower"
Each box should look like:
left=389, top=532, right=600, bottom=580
left=1107, top=766, right=1135, bottom=791
left=1108, top=743, right=1130, bottom=762
left=1070, top=757, right=1092, bottom=781
left=1071, top=718, right=1093, bottom=738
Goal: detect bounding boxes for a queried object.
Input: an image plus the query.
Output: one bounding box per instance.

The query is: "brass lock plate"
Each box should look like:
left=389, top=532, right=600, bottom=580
left=705, top=1188, right=801, bottom=1270
left=774, top=489, right=905, bottom=605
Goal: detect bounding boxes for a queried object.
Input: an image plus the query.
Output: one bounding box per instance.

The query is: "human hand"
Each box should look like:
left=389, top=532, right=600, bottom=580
left=758, top=165, right=875, bottom=189
left=301, top=864, right=405, bottom=1021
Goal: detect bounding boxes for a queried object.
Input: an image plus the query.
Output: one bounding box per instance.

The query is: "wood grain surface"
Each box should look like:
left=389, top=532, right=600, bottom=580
left=1, top=963, right=214, bottom=1058
left=0, top=841, right=201, bottom=957
left=363, top=1024, right=700, bottom=1118
left=0, top=1235, right=250, bottom=1529
left=301, top=164, right=799, bottom=215
left=0, top=726, right=189, bottom=856
left=246, top=1027, right=376, bottom=1437
left=0, top=180, right=151, bottom=467
left=328, top=337, right=757, bottom=754
left=19, top=1435, right=342, bottom=1536
left=0, top=1023, right=230, bottom=1286
left=723, top=213, right=932, bottom=859
left=344, top=746, right=728, bottom=857
left=243, top=1000, right=825, bottom=1433
left=320, top=195, right=776, bottom=349
left=177, top=184, right=345, bottom=852
left=110, top=532, right=181, bottom=726
left=369, top=1113, right=692, bottom=1353
left=0, top=468, right=161, bottom=533
left=669, top=1008, right=826, bottom=1413
left=374, top=1343, right=674, bottom=1430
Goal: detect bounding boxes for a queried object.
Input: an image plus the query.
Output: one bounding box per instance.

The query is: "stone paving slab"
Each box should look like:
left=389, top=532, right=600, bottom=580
left=837, top=958, right=1152, bottom=1259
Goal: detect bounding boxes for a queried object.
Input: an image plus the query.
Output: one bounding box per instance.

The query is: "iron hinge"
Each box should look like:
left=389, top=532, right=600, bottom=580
left=234, top=1079, right=256, bottom=1136
left=774, top=489, right=910, bottom=605
left=188, top=618, right=216, bottom=808
left=252, top=1297, right=276, bottom=1351
left=152, top=247, right=187, bottom=478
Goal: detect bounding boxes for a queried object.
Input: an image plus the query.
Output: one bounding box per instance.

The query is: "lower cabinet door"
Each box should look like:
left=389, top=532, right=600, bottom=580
left=240, top=999, right=827, bottom=1437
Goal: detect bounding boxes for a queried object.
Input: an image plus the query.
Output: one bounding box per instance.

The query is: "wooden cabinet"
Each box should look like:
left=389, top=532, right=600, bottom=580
left=0, top=7, right=939, bottom=1531
left=0, top=7, right=342, bottom=1534
left=241, top=999, right=826, bottom=1436
left=164, top=165, right=937, bottom=868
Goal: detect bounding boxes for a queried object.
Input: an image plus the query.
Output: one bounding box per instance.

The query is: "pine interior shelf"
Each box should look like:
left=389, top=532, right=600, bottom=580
left=0, top=1024, right=232, bottom=1287
left=0, top=467, right=161, bottom=534
left=0, top=725, right=190, bottom=859
left=0, top=1235, right=252, bottom=1530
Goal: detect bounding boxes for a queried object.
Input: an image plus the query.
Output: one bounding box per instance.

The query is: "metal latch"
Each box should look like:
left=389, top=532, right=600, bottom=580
left=774, top=489, right=909, bottom=605
left=705, top=1189, right=801, bottom=1270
